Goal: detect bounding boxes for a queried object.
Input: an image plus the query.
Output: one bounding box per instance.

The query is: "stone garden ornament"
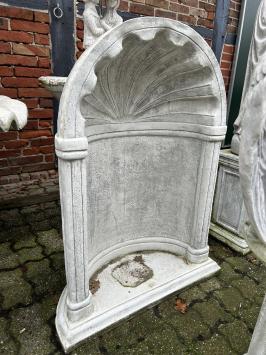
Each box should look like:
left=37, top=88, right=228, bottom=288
left=238, top=0, right=266, bottom=353
left=83, top=0, right=122, bottom=48
left=55, top=17, right=226, bottom=351
left=0, top=96, right=27, bottom=132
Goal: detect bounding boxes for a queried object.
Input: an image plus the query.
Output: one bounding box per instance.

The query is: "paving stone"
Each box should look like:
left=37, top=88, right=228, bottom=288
left=165, top=308, right=210, bottom=343
left=40, top=294, right=60, bottom=322
left=0, top=269, right=32, bottom=310
left=0, top=339, right=18, bottom=354
left=191, top=334, right=235, bottom=355
left=199, top=277, right=221, bottom=293
left=50, top=252, right=65, bottom=271
left=209, top=238, right=235, bottom=261
left=231, top=277, right=258, bottom=300
left=0, top=319, right=18, bottom=354
left=100, top=320, right=137, bottom=353
left=218, top=320, right=251, bottom=354
left=0, top=318, right=9, bottom=344
left=13, top=234, right=37, bottom=250
left=0, top=243, right=19, bottom=269
left=71, top=337, right=101, bottom=355
left=36, top=229, right=64, bottom=255
left=142, top=325, right=184, bottom=355
left=29, top=219, right=52, bottom=232
left=214, top=287, right=244, bottom=314
left=217, top=262, right=242, bottom=283
left=10, top=304, right=56, bottom=355
left=128, top=309, right=165, bottom=339
left=25, top=259, right=65, bottom=296
left=20, top=205, right=43, bottom=215
left=17, top=246, right=44, bottom=264
left=0, top=209, right=25, bottom=228
left=192, top=299, right=233, bottom=327
left=0, top=226, right=32, bottom=243
left=178, top=286, right=207, bottom=305
left=24, top=211, right=46, bottom=223
left=239, top=303, right=261, bottom=331
left=226, top=256, right=256, bottom=274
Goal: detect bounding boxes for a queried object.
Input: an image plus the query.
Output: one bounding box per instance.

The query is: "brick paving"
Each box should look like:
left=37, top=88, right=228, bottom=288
left=0, top=200, right=265, bottom=354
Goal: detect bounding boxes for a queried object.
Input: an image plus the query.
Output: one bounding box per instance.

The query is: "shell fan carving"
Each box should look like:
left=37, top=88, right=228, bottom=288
left=80, top=30, right=220, bottom=127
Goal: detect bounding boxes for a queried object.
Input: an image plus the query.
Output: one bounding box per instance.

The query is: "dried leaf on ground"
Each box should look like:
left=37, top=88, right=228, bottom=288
left=175, top=298, right=188, bottom=314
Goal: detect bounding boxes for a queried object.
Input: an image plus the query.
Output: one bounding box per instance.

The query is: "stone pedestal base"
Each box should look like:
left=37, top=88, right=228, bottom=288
left=56, top=252, right=219, bottom=352
left=209, top=149, right=250, bottom=255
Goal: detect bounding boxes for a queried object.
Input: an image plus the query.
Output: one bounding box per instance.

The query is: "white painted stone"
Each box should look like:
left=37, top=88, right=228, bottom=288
left=238, top=1, right=266, bottom=353
left=55, top=17, right=226, bottom=352
left=39, top=76, right=67, bottom=100
left=83, top=0, right=122, bottom=48
left=0, top=96, right=27, bottom=132
left=210, top=149, right=249, bottom=254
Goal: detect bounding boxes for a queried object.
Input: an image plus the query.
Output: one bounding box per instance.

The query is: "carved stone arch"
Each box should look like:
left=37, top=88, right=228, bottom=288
left=57, top=17, right=226, bottom=140
left=55, top=17, right=226, bottom=352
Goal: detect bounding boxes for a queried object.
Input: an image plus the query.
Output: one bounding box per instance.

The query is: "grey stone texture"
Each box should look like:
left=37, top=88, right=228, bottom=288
left=0, top=201, right=265, bottom=354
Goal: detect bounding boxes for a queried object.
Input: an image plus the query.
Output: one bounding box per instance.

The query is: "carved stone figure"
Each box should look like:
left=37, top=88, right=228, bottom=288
left=56, top=17, right=226, bottom=351
left=100, top=0, right=122, bottom=31
left=0, top=96, right=27, bottom=132
left=232, top=0, right=266, bottom=156
left=238, top=0, right=266, bottom=353
left=83, top=0, right=105, bottom=48
left=83, top=0, right=122, bottom=48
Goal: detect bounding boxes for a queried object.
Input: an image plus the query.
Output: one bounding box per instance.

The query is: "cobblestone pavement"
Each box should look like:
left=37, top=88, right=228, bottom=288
left=0, top=201, right=266, bottom=355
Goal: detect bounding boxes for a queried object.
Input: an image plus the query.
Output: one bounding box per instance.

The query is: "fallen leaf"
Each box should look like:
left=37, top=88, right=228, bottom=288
left=175, top=298, right=188, bottom=314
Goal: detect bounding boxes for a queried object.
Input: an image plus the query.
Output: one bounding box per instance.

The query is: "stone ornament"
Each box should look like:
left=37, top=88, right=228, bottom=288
left=83, top=0, right=122, bottom=48
left=238, top=0, right=266, bottom=353
left=56, top=17, right=226, bottom=351
left=232, top=0, right=266, bottom=156
left=0, top=96, right=27, bottom=132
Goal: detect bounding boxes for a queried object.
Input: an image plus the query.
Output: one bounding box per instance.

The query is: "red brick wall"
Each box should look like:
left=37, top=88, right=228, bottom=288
left=0, top=6, right=55, bottom=186
left=220, top=0, right=241, bottom=92
left=0, top=1, right=242, bottom=194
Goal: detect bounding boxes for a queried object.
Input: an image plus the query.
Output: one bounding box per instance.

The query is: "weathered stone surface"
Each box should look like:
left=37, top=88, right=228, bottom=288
left=36, top=229, right=63, bottom=255
left=231, top=277, right=258, bottom=300
left=199, top=277, right=221, bottom=293
left=1, top=202, right=266, bottom=353
left=0, top=243, right=19, bottom=269
left=13, top=235, right=37, bottom=250
left=218, top=320, right=250, bottom=354
left=50, top=252, right=65, bottom=271
left=240, top=304, right=262, bottom=331
left=193, top=299, right=233, bottom=327
left=10, top=304, right=56, bottom=355
left=214, top=287, right=244, bottom=314
left=0, top=269, right=32, bottom=310
left=193, top=334, right=234, bottom=355
left=217, top=262, right=242, bottom=283
left=178, top=286, right=206, bottom=305
left=0, top=209, right=25, bottom=228
left=167, top=309, right=210, bottom=342
left=26, top=259, right=64, bottom=296
left=17, top=246, right=43, bottom=264
left=0, top=226, right=32, bottom=243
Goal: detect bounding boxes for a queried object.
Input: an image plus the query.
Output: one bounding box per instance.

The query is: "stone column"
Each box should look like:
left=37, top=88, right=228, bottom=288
left=55, top=135, right=93, bottom=322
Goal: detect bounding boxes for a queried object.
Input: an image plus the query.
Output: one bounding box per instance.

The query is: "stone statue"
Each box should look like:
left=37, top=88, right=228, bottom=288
left=83, top=0, right=105, bottom=48
left=83, top=0, right=122, bottom=48
left=100, top=0, right=122, bottom=31
left=238, top=0, right=266, bottom=353
left=0, top=96, right=27, bottom=132
left=231, top=0, right=266, bottom=155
